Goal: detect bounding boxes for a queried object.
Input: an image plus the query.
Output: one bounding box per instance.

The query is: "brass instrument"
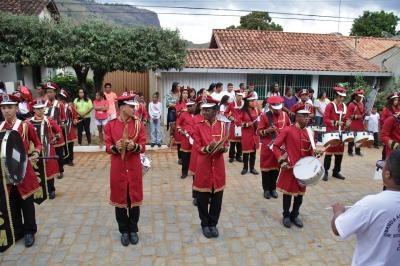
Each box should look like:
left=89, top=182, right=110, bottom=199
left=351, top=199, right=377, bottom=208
left=120, top=122, right=129, bottom=160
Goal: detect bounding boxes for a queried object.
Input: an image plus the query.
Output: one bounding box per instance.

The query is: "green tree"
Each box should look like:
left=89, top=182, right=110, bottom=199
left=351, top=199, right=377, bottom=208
left=350, top=10, right=399, bottom=37
left=227, top=11, right=283, bottom=31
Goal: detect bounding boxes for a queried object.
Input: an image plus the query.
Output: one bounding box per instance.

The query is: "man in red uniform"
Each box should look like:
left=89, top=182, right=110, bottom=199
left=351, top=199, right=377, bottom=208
left=380, top=92, right=400, bottom=160
left=0, top=95, right=42, bottom=247
left=192, top=96, right=229, bottom=238
left=43, top=82, right=66, bottom=178
left=323, top=87, right=348, bottom=181
left=29, top=99, right=63, bottom=199
left=345, top=90, right=366, bottom=156
left=104, top=95, right=146, bottom=246
left=258, top=96, right=290, bottom=199
left=176, top=100, right=196, bottom=179
left=381, top=113, right=400, bottom=159
left=225, top=89, right=244, bottom=163
left=273, top=104, right=317, bottom=228
left=290, top=89, right=314, bottom=121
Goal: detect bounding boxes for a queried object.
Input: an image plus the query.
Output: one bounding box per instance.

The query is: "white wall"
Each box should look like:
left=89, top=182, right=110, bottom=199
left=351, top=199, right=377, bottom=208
left=370, top=47, right=400, bottom=77
left=160, top=72, right=247, bottom=123
left=0, top=63, right=18, bottom=84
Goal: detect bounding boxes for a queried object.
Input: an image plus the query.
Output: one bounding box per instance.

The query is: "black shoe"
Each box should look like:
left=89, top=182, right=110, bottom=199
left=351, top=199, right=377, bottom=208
left=270, top=190, right=278, bottom=198
left=49, top=191, right=56, bottom=199
left=202, top=227, right=212, bottom=238
left=322, top=172, right=328, bottom=181
left=68, top=162, right=74, bottom=166
left=157, top=144, right=161, bottom=148
left=130, top=232, right=139, bottom=245
left=151, top=143, right=155, bottom=148
left=229, top=158, right=234, bottom=163
left=291, top=216, right=304, bottom=228
left=356, top=152, right=363, bottom=157
left=250, top=169, right=259, bottom=175
left=192, top=198, right=198, bottom=206
left=348, top=152, right=354, bottom=157
left=120, top=233, right=130, bottom=246
left=24, top=233, right=35, bottom=247
left=263, top=191, right=271, bottom=199
left=209, top=226, right=219, bottom=238
left=283, top=217, right=291, bottom=228
left=236, top=157, right=243, bottom=162
left=241, top=169, right=248, bottom=175
left=180, top=175, right=187, bottom=179
left=57, top=173, right=64, bottom=179
left=178, top=159, right=182, bottom=165
left=332, top=173, right=346, bottom=180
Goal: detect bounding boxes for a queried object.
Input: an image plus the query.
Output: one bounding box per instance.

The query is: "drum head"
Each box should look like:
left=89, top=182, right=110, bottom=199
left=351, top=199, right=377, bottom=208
left=1, top=130, right=27, bottom=185
left=294, top=156, right=319, bottom=180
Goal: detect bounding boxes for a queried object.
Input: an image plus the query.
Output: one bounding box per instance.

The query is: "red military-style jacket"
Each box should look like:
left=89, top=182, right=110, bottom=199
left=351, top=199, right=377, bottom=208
left=135, top=102, right=149, bottom=123
left=64, top=102, right=78, bottom=142
left=381, top=116, right=400, bottom=158
left=224, top=100, right=244, bottom=142
left=323, top=101, right=348, bottom=155
left=290, top=102, right=314, bottom=115
left=192, top=119, right=229, bottom=192
left=45, top=99, right=65, bottom=148
left=345, top=100, right=366, bottom=131
left=258, top=110, right=290, bottom=171
left=2, top=119, right=42, bottom=199
left=188, top=114, right=204, bottom=176
left=176, top=111, right=195, bottom=152
left=29, top=116, right=62, bottom=180
left=174, top=101, right=187, bottom=144
left=380, top=106, right=400, bottom=127
left=273, top=124, right=315, bottom=196
left=104, top=117, right=146, bottom=208
left=240, top=108, right=260, bottom=153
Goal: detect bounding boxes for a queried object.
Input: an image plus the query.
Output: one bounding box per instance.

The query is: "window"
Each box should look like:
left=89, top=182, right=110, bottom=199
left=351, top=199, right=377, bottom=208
left=247, top=74, right=267, bottom=99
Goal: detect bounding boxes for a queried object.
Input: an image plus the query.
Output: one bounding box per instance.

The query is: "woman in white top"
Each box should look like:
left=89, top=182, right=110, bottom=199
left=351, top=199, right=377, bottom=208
left=266, top=83, right=281, bottom=99
left=314, top=91, right=330, bottom=127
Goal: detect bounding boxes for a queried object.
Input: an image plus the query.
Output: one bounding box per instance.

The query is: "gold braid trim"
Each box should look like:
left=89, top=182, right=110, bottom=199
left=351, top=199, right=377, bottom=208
left=2, top=160, right=15, bottom=249
left=277, top=188, right=305, bottom=196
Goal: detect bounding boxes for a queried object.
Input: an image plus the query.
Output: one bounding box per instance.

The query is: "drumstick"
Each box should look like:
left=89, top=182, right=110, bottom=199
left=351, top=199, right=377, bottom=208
left=324, top=205, right=353, bottom=210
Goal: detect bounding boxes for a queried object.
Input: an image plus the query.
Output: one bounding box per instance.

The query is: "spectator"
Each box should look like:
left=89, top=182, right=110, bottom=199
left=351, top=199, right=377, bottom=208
left=211, top=82, right=226, bottom=101
left=103, top=83, right=117, bottom=120
left=308, top=88, right=315, bottom=103
left=207, top=83, right=216, bottom=94
left=331, top=149, right=400, bottom=266
left=266, top=82, right=281, bottom=98
left=247, top=83, right=258, bottom=100
left=189, top=88, right=196, bottom=101
left=148, top=92, right=162, bottom=147
left=137, top=91, right=149, bottom=123
left=166, top=81, right=180, bottom=131
left=239, top=82, right=246, bottom=93
left=74, top=88, right=93, bottom=145
left=93, top=91, right=109, bottom=148
left=0, top=81, right=6, bottom=95
left=226, top=83, right=236, bottom=103
left=282, top=86, right=297, bottom=115
left=218, top=95, right=231, bottom=124
left=366, top=106, right=380, bottom=149
left=314, top=91, right=330, bottom=127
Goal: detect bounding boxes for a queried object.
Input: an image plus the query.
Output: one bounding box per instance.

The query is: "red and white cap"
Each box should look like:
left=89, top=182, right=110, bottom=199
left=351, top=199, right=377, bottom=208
left=387, top=91, right=399, bottom=100
left=117, top=95, right=139, bottom=106
left=292, top=103, right=311, bottom=114
left=297, top=89, right=309, bottom=97
left=353, top=90, right=365, bottom=97
left=32, top=99, right=47, bottom=109
left=267, top=96, right=284, bottom=110
left=59, top=89, right=70, bottom=100
left=245, top=92, right=257, bottom=101
left=0, top=94, right=20, bottom=106
left=42, top=82, right=59, bottom=91
left=200, top=95, right=219, bottom=108
left=333, top=87, right=347, bottom=97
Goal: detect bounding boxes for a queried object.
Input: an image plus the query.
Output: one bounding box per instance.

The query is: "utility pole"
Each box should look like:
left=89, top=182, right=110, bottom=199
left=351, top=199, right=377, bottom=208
left=338, top=0, right=342, bottom=33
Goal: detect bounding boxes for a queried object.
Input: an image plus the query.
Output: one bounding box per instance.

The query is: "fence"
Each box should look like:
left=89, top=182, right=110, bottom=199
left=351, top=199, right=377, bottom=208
left=103, top=71, right=150, bottom=101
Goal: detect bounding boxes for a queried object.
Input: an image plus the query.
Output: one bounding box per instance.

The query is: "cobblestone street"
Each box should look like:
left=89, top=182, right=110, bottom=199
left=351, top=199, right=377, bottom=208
left=1, top=147, right=383, bottom=266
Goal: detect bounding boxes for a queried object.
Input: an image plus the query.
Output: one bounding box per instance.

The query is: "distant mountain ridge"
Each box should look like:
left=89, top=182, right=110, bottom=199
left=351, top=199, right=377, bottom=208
left=56, top=0, right=160, bottom=27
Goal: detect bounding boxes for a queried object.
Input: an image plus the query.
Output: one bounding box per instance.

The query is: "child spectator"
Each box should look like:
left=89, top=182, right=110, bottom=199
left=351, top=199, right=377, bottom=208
left=149, top=92, right=162, bottom=147
left=93, top=91, right=109, bottom=148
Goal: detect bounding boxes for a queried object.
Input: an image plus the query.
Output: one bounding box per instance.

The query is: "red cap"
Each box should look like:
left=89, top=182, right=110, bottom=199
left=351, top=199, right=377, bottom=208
left=267, top=96, right=284, bottom=104
left=333, top=87, right=347, bottom=97
left=42, top=82, right=59, bottom=92
left=387, top=91, right=399, bottom=100
left=292, top=103, right=311, bottom=114
left=117, top=95, right=139, bottom=106
left=59, top=89, right=70, bottom=101
left=297, top=89, right=309, bottom=96
left=0, top=94, right=20, bottom=105
left=353, top=90, right=365, bottom=96
left=19, top=86, right=33, bottom=102
left=201, top=95, right=219, bottom=108
left=32, top=99, right=47, bottom=108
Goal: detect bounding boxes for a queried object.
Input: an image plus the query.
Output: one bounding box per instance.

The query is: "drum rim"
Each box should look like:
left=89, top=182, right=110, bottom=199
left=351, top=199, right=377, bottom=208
left=1, top=130, right=27, bottom=185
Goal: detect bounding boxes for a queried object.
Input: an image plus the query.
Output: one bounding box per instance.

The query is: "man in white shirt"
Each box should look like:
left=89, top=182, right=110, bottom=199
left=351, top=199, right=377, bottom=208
left=210, top=82, right=227, bottom=102
left=366, top=106, right=380, bottom=148
left=148, top=92, right=163, bottom=147
left=225, top=83, right=236, bottom=103
left=331, top=150, right=400, bottom=266
left=248, top=84, right=258, bottom=100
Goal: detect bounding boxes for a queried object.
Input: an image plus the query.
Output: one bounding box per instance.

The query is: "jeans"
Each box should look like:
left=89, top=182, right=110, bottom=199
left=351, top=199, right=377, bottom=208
left=315, top=116, right=324, bottom=142
left=77, top=117, right=91, bottom=145
left=150, top=119, right=161, bottom=144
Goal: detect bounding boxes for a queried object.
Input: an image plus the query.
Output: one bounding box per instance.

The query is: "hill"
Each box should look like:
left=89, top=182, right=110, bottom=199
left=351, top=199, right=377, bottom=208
left=185, top=40, right=209, bottom=48
left=56, top=0, right=160, bottom=27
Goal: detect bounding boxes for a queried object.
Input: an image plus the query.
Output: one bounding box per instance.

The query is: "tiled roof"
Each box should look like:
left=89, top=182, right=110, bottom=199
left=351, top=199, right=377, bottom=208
left=0, top=0, right=57, bottom=16
left=341, top=36, right=400, bottom=59
left=185, top=29, right=386, bottom=73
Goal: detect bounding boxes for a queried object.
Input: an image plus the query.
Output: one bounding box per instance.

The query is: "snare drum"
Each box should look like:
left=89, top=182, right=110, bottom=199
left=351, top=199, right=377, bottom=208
left=341, top=131, right=354, bottom=142
left=293, top=156, right=325, bottom=187
left=354, top=131, right=369, bottom=144
left=322, top=132, right=341, bottom=147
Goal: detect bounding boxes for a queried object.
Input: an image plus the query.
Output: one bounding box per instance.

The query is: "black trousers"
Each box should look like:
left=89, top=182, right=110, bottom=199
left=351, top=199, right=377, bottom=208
left=55, top=146, right=64, bottom=174
left=77, top=117, right=91, bottom=145
left=196, top=190, right=223, bottom=227
left=181, top=151, right=191, bottom=176
left=192, top=176, right=197, bottom=199
left=63, top=142, right=74, bottom=164
left=323, top=154, right=343, bottom=175
left=229, top=142, right=242, bottom=159
left=9, top=186, right=37, bottom=238
left=261, top=170, right=279, bottom=192
left=348, top=141, right=361, bottom=155
left=382, top=145, right=387, bottom=160
left=47, top=178, right=55, bottom=193
left=373, top=132, right=379, bottom=147
left=243, top=151, right=256, bottom=170
left=115, top=188, right=140, bottom=233
left=283, top=194, right=303, bottom=218
left=177, top=143, right=182, bottom=160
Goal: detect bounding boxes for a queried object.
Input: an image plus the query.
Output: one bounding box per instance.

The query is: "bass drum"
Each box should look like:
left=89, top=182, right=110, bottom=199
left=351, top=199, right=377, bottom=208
left=0, top=130, right=28, bottom=185
left=293, top=156, right=325, bottom=187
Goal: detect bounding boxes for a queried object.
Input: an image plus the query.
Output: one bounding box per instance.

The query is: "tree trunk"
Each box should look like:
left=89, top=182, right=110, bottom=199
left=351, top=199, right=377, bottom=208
left=73, top=66, right=89, bottom=90
left=93, top=69, right=107, bottom=92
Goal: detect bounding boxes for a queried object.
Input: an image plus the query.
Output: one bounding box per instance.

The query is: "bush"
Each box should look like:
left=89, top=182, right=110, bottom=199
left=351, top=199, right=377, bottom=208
left=44, top=73, right=94, bottom=101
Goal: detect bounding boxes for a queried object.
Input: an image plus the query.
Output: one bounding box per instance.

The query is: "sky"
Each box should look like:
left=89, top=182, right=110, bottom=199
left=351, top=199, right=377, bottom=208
left=99, top=0, right=400, bottom=43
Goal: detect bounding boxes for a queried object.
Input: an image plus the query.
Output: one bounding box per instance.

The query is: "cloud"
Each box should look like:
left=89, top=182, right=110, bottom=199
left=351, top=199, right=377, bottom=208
left=102, top=0, right=400, bottom=43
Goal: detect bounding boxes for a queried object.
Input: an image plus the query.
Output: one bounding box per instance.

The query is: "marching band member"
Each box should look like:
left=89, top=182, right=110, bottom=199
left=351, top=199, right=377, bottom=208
left=258, top=96, right=290, bottom=199
left=43, top=82, right=66, bottom=178
left=225, top=89, right=244, bottom=163
left=58, top=89, right=78, bottom=166
left=240, top=92, right=260, bottom=175
left=29, top=99, right=63, bottom=199
left=381, top=113, right=400, bottom=159
left=380, top=92, right=400, bottom=160
left=104, top=95, right=146, bottom=246
left=290, top=89, right=314, bottom=121
left=273, top=104, right=317, bottom=228
left=0, top=95, right=42, bottom=247
left=322, top=87, right=348, bottom=181
left=346, top=90, right=366, bottom=156
left=176, top=100, right=196, bottom=179
left=175, top=87, right=189, bottom=165
left=192, top=96, right=229, bottom=238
